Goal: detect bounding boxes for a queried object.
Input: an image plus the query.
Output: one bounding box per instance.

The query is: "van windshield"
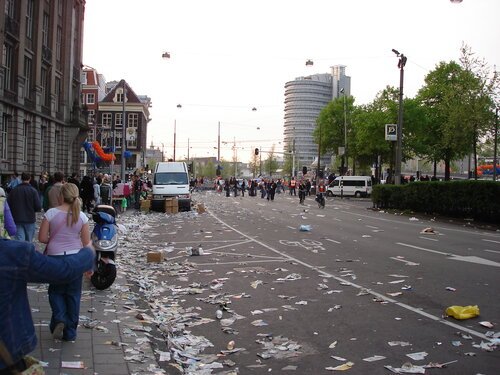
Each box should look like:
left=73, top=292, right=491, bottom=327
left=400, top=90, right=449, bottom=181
left=154, top=172, right=188, bottom=185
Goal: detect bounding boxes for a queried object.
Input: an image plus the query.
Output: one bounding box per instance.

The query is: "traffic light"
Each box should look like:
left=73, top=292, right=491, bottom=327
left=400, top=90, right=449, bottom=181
left=254, top=148, right=259, bottom=156
left=188, top=162, right=193, bottom=173
left=216, top=165, right=221, bottom=176
left=302, top=166, right=307, bottom=175
left=319, top=170, right=324, bottom=179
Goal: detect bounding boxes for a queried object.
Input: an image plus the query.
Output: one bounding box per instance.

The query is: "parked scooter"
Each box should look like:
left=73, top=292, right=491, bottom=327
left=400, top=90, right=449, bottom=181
left=90, top=205, right=118, bottom=290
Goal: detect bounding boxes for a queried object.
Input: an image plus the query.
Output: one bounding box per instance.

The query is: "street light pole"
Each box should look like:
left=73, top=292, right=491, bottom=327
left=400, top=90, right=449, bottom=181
left=316, top=121, right=321, bottom=185
left=392, top=49, right=407, bottom=185
left=493, top=107, right=498, bottom=181
left=341, top=87, right=347, bottom=175
left=121, top=81, right=127, bottom=181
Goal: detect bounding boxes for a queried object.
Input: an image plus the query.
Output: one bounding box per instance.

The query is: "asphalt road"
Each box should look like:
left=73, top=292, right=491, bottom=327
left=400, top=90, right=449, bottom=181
left=127, top=190, right=500, bottom=374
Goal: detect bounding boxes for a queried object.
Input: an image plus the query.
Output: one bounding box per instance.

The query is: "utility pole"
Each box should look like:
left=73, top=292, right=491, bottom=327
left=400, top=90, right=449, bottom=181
left=173, top=120, right=177, bottom=161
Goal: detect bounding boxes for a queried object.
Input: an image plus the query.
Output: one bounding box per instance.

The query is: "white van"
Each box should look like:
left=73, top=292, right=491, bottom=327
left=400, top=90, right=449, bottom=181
left=327, top=176, right=372, bottom=198
left=152, top=162, right=191, bottom=211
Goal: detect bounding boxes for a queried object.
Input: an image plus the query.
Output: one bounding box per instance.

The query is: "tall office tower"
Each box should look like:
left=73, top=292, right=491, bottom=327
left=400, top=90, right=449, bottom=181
left=283, top=66, right=351, bottom=175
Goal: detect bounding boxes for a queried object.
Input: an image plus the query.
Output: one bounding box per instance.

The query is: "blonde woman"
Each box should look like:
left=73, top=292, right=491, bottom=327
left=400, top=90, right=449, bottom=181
left=38, top=183, right=91, bottom=341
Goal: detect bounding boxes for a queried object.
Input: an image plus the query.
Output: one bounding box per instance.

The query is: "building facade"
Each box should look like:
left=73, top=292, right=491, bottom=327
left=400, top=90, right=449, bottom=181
left=0, top=0, right=88, bottom=184
left=283, top=65, right=351, bottom=174
left=95, top=79, right=151, bottom=178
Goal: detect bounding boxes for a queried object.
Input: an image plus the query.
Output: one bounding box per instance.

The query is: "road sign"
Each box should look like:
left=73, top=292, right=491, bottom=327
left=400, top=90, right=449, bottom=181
left=385, top=124, right=397, bottom=141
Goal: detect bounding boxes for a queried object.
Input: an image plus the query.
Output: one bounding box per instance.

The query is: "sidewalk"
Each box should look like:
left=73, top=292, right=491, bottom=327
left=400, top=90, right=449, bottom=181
left=28, top=210, right=164, bottom=375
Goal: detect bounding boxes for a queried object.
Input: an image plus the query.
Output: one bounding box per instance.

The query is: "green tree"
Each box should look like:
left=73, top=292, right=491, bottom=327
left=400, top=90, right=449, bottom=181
left=416, top=61, right=486, bottom=180
left=314, top=96, right=355, bottom=175
left=458, top=44, right=499, bottom=179
left=264, top=144, right=279, bottom=177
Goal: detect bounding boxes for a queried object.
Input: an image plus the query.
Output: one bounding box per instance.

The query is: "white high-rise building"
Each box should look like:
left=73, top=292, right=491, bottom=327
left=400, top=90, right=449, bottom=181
left=283, top=65, right=351, bottom=175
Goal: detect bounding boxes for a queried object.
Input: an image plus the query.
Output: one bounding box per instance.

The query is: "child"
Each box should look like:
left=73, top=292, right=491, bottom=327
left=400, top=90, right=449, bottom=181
left=121, top=197, right=127, bottom=213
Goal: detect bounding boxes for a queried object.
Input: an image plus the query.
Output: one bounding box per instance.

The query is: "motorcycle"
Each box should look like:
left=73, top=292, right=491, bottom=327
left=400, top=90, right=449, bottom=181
left=315, top=192, right=325, bottom=209
left=90, top=205, right=118, bottom=290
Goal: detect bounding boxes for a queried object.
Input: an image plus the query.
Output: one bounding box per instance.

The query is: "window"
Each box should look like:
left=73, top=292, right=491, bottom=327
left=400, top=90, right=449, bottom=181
left=24, top=56, right=32, bottom=99
left=116, top=132, right=122, bottom=148
left=26, top=0, right=34, bottom=39
left=86, top=93, right=95, bottom=104
left=0, top=114, right=8, bottom=159
left=115, top=113, right=122, bottom=127
left=56, top=26, right=62, bottom=63
left=55, top=130, right=60, bottom=167
left=55, top=77, right=61, bottom=112
left=88, top=109, right=95, bottom=124
left=2, top=43, right=13, bottom=91
left=40, top=123, right=47, bottom=165
left=42, top=13, right=49, bottom=47
left=116, top=88, right=125, bottom=103
left=5, top=0, right=14, bottom=18
left=22, top=120, right=29, bottom=162
left=41, top=67, right=49, bottom=107
left=128, top=113, right=138, bottom=127
left=102, top=113, right=112, bottom=127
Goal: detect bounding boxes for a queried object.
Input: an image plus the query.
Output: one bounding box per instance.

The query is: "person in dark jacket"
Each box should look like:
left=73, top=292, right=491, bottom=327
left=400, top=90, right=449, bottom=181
left=80, top=175, right=94, bottom=213
left=6, top=172, right=41, bottom=242
left=0, top=238, right=94, bottom=373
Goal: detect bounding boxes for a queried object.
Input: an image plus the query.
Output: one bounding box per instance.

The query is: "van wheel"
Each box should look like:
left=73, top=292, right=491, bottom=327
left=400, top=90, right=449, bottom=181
left=327, top=191, right=333, bottom=197
left=355, top=191, right=361, bottom=198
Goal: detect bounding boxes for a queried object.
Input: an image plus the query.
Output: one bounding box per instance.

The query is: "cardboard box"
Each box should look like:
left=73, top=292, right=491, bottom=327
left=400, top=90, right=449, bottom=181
left=164, top=198, right=179, bottom=213
left=147, top=251, right=163, bottom=263
left=140, top=200, right=151, bottom=212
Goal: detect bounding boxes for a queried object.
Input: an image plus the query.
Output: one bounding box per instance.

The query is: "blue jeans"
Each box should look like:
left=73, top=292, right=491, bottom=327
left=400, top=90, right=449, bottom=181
left=13, top=223, right=36, bottom=242
left=48, top=260, right=83, bottom=341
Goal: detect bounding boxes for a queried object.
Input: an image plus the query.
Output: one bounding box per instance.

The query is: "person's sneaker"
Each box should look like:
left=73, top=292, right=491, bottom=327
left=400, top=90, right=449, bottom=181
left=53, top=322, right=65, bottom=340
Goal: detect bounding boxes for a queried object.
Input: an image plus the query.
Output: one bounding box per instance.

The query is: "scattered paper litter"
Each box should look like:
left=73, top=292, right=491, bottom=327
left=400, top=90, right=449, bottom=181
left=479, top=321, right=494, bottom=328
left=325, top=361, right=354, bottom=371
left=406, top=352, right=428, bottom=361
left=385, top=362, right=425, bottom=374
left=363, top=355, right=386, bottom=362
left=61, top=361, right=84, bottom=369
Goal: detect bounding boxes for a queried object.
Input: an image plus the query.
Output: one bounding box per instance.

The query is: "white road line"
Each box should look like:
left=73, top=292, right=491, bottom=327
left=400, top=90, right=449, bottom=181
left=208, top=211, right=489, bottom=341
left=397, top=242, right=500, bottom=268
left=397, top=242, right=451, bottom=256
left=325, top=238, right=341, bottom=244
left=365, top=225, right=379, bottom=229
left=390, top=257, right=420, bottom=266
left=196, top=259, right=289, bottom=266
left=341, top=210, right=500, bottom=238
left=419, top=236, right=438, bottom=242
left=482, top=239, right=500, bottom=244
left=485, top=249, right=500, bottom=254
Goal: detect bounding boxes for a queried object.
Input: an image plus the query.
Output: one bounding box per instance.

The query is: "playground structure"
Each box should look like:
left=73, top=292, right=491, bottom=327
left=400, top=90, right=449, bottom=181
left=476, top=164, right=500, bottom=177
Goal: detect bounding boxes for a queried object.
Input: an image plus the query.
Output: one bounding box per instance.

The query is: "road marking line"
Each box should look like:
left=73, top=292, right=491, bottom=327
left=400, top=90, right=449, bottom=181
left=396, top=242, right=450, bottom=256
left=482, top=239, right=500, bottom=244
left=485, top=249, right=500, bottom=254
left=390, top=257, right=420, bottom=266
left=366, top=225, right=379, bottom=229
left=325, top=238, right=342, bottom=244
left=196, top=259, right=289, bottom=266
left=341, top=211, right=500, bottom=238
left=209, top=211, right=489, bottom=341
left=397, top=242, right=500, bottom=268
left=419, top=236, right=438, bottom=242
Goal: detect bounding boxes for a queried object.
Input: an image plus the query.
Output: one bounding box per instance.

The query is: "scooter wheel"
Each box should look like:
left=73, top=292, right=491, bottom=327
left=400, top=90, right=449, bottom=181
left=90, top=261, right=117, bottom=290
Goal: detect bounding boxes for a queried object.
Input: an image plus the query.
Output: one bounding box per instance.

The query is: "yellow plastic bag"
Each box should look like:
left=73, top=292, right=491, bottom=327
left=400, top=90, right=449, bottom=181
left=445, top=305, right=480, bottom=320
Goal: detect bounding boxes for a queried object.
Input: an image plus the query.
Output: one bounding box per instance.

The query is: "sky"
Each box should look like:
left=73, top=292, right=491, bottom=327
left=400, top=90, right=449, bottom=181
left=83, top=0, right=500, bottom=163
